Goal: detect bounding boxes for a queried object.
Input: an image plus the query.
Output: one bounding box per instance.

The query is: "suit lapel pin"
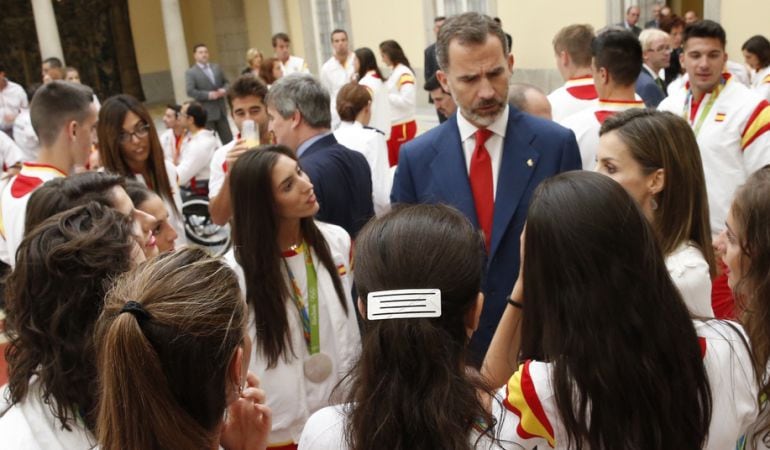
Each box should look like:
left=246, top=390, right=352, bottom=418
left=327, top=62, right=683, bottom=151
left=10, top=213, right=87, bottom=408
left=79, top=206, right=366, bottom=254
left=526, top=158, right=534, bottom=167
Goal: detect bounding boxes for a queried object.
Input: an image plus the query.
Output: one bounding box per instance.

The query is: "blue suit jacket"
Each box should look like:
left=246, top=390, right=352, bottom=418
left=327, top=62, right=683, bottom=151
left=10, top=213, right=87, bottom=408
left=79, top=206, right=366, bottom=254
left=636, top=68, right=666, bottom=108
left=391, top=108, right=582, bottom=362
left=300, top=134, right=374, bottom=238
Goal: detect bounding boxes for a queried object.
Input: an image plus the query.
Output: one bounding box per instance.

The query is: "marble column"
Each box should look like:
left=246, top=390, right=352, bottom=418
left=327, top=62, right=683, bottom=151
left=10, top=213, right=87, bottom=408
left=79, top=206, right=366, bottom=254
left=31, top=0, right=64, bottom=63
left=160, top=0, right=189, bottom=104
left=269, top=0, right=288, bottom=34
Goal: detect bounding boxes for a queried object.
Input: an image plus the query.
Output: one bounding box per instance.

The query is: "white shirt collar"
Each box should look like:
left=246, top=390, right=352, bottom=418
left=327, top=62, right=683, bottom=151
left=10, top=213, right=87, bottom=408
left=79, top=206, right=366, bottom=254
left=456, top=104, right=509, bottom=142
left=642, top=63, right=659, bottom=80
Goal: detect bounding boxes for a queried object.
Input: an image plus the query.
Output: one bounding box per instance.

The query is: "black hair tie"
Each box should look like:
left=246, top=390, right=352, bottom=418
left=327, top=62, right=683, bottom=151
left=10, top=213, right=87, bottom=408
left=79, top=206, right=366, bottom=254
left=120, top=301, right=152, bottom=324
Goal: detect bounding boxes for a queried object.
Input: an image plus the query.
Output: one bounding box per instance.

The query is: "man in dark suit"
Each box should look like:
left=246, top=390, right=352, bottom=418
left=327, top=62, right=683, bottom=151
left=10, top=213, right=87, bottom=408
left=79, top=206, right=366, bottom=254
left=266, top=74, right=374, bottom=237
left=185, top=44, right=233, bottom=143
left=636, top=28, right=671, bottom=108
left=617, top=6, right=642, bottom=37
left=392, top=13, right=582, bottom=362
left=424, top=16, right=446, bottom=123
left=644, top=2, right=663, bottom=29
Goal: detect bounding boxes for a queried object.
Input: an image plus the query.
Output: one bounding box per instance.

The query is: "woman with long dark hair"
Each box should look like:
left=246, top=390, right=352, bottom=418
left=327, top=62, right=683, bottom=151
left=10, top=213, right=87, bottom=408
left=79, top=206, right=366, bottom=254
left=483, top=171, right=756, bottom=450
left=226, top=145, right=360, bottom=447
left=379, top=40, right=416, bottom=166
left=299, top=204, right=500, bottom=449
left=596, top=109, right=716, bottom=317
left=95, top=248, right=271, bottom=450
left=97, top=94, right=185, bottom=247
left=715, top=166, right=770, bottom=449
left=0, top=203, right=143, bottom=448
left=354, top=47, right=391, bottom=137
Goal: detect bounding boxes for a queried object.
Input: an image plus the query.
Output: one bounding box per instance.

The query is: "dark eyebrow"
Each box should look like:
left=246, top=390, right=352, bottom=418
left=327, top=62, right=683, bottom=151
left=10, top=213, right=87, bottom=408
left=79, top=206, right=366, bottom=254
left=279, top=174, right=293, bottom=188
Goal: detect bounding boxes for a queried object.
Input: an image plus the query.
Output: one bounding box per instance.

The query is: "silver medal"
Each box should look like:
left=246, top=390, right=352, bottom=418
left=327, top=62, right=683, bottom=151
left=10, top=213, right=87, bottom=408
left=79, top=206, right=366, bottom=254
left=303, top=352, right=333, bottom=383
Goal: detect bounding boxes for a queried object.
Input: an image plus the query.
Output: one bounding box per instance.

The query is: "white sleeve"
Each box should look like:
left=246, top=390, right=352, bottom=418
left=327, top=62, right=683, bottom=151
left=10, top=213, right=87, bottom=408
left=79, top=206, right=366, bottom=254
left=0, top=133, right=22, bottom=169
left=741, top=101, right=770, bottom=174
left=298, top=406, right=347, bottom=450
left=388, top=76, right=416, bottom=110
left=176, top=137, right=214, bottom=185
left=208, top=146, right=227, bottom=199
left=667, top=247, right=714, bottom=318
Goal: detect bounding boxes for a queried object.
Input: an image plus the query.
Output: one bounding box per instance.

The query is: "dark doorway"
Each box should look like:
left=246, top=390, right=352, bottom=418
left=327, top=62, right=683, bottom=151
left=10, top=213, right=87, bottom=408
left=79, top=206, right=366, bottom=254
left=0, top=0, right=145, bottom=101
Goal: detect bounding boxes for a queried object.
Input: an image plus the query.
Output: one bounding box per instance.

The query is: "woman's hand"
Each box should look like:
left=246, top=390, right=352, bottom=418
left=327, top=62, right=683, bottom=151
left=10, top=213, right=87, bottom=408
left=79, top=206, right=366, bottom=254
left=220, top=372, right=272, bottom=450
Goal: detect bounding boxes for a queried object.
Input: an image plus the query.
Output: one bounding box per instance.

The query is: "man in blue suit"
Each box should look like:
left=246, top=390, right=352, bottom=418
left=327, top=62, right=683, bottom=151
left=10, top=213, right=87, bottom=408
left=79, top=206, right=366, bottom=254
left=266, top=74, right=374, bottom=238
left=391, top=13, right=582, bottom=362
left=635, top=28, right=671, bottom=108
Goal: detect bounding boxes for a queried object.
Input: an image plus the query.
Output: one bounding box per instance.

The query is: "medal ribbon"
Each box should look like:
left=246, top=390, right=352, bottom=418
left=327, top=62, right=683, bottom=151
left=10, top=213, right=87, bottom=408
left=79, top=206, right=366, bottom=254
left=283, top=242, right=320, bottom=354
left=682, top=77, right=725, bottom=136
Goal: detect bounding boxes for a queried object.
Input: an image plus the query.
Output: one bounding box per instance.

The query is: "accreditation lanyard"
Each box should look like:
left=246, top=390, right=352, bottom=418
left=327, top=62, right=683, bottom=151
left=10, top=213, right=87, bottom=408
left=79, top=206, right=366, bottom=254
left=682, top=78, right=725, bottom=136
left=283, top=242, right=320, bottom=354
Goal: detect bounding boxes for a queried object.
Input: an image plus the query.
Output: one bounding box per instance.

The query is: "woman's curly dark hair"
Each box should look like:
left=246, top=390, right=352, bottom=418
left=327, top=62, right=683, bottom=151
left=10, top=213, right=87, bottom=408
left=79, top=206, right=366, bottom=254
left=2, top=202, right=136, bottom=431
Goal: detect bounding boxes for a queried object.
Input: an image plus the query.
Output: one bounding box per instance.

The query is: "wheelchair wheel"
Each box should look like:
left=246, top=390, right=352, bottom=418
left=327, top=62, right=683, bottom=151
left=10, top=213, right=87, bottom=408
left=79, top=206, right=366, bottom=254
left=182, top=196, right=231, bottom=255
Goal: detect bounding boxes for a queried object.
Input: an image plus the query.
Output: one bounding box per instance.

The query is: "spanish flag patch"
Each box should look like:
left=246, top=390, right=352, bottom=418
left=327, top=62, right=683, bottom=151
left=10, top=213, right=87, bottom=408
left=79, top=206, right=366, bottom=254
left=397, top=73, right=415, bottom=88
left=715, top=112, right=726, bottom=122
left=337, top=264, right=347, bottom=276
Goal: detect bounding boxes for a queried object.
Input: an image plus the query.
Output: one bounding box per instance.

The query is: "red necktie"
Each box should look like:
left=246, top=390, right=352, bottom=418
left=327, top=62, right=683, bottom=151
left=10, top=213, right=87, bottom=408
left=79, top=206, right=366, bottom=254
left=470, top=128, right=494, bottom=251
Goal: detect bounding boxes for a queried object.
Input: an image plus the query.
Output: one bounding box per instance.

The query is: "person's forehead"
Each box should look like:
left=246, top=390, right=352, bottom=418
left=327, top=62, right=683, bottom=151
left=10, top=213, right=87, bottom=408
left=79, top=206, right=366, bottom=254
left=233, top=95, right=264, bottom=109
left=684, top=37, right=724, bottom=51
left=446, top=34, right=505, bottom=65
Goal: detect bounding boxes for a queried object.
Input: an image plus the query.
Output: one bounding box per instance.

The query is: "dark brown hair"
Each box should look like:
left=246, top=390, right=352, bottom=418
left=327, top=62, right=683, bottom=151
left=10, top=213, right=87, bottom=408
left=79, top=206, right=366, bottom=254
left=742, top=35, right=770, bottom=68
left=732, top=166, right=770, bottom=445
left=354, top=47, right=385, bottom=81
left=2, top=202, right=135, bottom=431
left=25, top=172, right=125, bottom=235
left=29, top=80, right=94, bottom=148
left=336, top=82, right=371, bottom=122
left=379, top=40, right=412, bottom=71
left=344, top=204, right=493, bottom=450
left=520, top=171, right=711, bottom=449
left=98, top=94, right=179, bottom=216
left=600, top=109, right=716, bottom=277
left=229, top=145, right=348, bottom=367
left=227, top=73, right=268, bottom=109
left=95, top=248, right=246, bottom=450
left=259, top=57, right=280, bottom=85
left=435, top=13, right=508, bottom=71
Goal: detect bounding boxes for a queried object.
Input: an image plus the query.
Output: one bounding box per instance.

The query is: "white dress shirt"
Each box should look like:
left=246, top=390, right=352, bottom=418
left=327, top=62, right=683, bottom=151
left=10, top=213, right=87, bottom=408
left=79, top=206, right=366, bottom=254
left=456, top=105, right=510, bottom=199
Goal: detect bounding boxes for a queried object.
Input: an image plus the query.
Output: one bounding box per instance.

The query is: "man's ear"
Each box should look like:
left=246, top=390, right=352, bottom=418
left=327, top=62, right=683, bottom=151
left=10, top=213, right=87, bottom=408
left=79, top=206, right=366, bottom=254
left=291, top=109, right=302, bottom=129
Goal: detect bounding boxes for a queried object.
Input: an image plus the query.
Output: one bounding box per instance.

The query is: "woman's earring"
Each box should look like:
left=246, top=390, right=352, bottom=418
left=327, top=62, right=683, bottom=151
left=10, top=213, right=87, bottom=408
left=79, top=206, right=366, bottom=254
left=650, top=197, right=659, bottom=211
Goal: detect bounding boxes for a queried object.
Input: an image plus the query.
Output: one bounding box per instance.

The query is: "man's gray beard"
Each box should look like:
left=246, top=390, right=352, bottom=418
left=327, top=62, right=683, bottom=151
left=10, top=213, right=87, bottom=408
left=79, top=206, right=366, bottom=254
left=458, top=106, right=501, bottom=127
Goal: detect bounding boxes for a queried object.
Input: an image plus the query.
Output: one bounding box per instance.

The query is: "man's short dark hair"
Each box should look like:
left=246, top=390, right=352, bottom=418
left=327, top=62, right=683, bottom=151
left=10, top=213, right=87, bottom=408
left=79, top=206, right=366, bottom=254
left=436, top=12, right=508, bottom=71
left=43, top=57, right=63, bottom=68
left=186, top=102, right=207, bottom=127
left=330, top=29, right=347, bottom=41
left=192, top=43, right=207, bottom=53
left=683, top=19, right=726, bottom=48
left=227, top=74, right=268, bottom=109
left=272, top=32, right=290, bottom=47
left=591, top=30, right=643, bottom=86
left=626, top=5, right=639, bottom=14
left=434, top=16, right=446, bottom=23
left=166, top=104, right=181, bottom=115
left=424, top=74, right=444, bottom=92
left=30, top=81, right=94, bottom=148
left=266, top=74, right=331, bottom=129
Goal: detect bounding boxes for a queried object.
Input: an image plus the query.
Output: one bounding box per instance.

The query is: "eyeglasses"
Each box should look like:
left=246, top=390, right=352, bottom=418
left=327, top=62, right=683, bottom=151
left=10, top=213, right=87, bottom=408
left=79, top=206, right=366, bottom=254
left=119, top=123, right=151, bottom=144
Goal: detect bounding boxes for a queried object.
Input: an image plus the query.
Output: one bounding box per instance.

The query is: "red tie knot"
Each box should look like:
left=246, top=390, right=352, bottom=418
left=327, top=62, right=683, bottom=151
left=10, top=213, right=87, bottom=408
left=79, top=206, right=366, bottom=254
left=475, top=128, right=493, bottom=147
